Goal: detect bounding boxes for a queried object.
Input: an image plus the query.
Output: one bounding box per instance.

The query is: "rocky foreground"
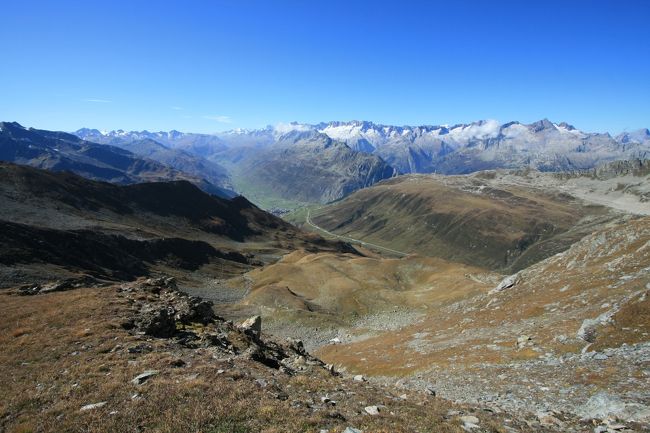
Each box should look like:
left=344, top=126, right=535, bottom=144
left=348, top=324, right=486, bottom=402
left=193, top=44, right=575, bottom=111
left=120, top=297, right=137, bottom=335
left=4, top=277, right=646, bottom=433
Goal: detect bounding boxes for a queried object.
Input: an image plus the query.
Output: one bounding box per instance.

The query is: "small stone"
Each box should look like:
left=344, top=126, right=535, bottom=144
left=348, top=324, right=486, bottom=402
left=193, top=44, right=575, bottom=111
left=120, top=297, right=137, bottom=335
left=80, top=401, right=107, bottom=411
left=594, top=353, right=609, bottom=360
left=490, top=274, right=519, bottom=294
left=343, top=428, right=363, bottom=433
left=516, top=335, right=532, bottom=348
left=131, top=370, right=159, bottom=385
left=460, top=415, right=480, bottom=425
left=425, top=385, right=436, bottom=396
left=353, top=374, right=365, bottom=382
left=364, top=405, right=380, bottom=415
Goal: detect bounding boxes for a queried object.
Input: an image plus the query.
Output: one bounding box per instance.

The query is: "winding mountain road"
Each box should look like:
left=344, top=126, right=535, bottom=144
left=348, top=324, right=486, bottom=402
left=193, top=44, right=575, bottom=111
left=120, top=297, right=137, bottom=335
left=305, top=209, right=408, bottom=257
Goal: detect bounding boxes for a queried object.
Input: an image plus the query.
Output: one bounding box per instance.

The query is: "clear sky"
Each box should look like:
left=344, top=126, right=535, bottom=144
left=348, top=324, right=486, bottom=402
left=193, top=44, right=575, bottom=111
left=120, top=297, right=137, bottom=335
left=1, top=0, right=649, bottom=134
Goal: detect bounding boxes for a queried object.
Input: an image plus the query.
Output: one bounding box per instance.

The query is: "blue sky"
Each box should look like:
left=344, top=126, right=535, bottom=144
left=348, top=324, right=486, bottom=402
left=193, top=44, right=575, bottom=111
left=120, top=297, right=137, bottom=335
left=1, top=0, right=649, bottom=133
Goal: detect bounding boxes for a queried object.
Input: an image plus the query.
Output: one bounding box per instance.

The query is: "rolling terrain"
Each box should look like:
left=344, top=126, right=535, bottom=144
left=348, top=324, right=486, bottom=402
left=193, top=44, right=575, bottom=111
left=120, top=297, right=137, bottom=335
left=229, top=251, right=499, bottom=349
left=212, top=161, right=650, bottom=429
left=3, top=119, right=650, bottom=431
left=1, top=277, right=558, bottom=433
left=317, top=214, right=650, bottom=421
left=0, top=163, right=353, bottom=288
left=308, top=171, right=622, bottom=272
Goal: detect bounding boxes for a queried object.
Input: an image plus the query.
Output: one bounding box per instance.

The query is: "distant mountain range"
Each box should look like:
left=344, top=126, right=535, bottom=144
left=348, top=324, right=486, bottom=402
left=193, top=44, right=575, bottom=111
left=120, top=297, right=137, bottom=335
left=4, top=119, right=649, bottom=208
left=75, top=126, right=397, bottom=205
left=77, top=120, right=650, bottom=177
left=315, top=120, right=650, bottom=174
left=1, top=122, right=235, bottom=198
left=73, top=129, right=232, bottom=190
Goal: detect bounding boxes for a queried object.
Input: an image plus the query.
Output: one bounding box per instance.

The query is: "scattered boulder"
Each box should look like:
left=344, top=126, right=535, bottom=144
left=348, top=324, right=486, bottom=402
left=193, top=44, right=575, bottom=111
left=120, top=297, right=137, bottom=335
left=18, top=276, right=102, bottom=296
left=286, top=338, right=307, bottom=355
left=459, top=415, right=479, bottom=425
left=364, top=405, right=381, bottom=415
left=516, top=335, right=533, bottom=349
left=131, top=370, right=159, bottom=385
left=536, top=411, right=564, bottom=427
left=489, top=273, right=519, bottom=295
left=17, top=283, right=42, bottom=296
left=581, top=392, right=650, bottom=422
left=577, top=309, right=617, bottom=342
left=553, top=334, right=568, bottom=344
left=169, top=359, right=186, bottom=368
left=119, top=277, right=327, bottom=374
left=460, top=415, right=480, bottom=430
left=353, top=374, right=365, bottom=382
left=80, top=401, right=107, bottom=411
left=343, top=428, right=363, bottom=433
left=239, top=315, right=262, bottom=339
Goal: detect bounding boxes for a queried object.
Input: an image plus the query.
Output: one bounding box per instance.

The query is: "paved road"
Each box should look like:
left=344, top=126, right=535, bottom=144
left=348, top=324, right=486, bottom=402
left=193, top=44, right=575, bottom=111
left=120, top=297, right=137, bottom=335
left=305, top=209, right=408, bottom=257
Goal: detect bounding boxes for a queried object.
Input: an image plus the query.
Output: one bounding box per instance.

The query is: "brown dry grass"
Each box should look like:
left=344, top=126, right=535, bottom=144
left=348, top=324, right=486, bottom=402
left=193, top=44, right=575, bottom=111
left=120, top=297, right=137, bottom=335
left=309, top=174, right=609, bottom=272
left=0, top=285, right=526, bottom=433
left=317, top=217, right=650, bottom=379
left=239, top=251, right=496, bottom=320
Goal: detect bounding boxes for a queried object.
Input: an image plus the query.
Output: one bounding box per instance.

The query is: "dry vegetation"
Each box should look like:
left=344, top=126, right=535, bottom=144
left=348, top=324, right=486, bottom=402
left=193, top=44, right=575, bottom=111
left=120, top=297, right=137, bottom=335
left=310, top=173, right=618, bottom=272
left=317, top=216, right=650, bottom=384
left=0, top=282, right=539, bottom=433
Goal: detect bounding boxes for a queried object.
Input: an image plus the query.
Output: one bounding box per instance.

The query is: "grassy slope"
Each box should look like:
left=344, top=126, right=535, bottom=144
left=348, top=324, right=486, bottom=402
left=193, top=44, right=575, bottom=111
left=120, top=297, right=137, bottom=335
left=317, top=216, right=650, bottom=376
left=311, top=174, right=616, bottom=272
left=0, top=283, right=536, bottom=433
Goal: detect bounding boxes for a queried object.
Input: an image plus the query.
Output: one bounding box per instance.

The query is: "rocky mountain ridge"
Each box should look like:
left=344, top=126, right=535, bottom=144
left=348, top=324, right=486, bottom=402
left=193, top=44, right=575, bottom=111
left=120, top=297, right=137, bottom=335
left=78, top=119, right=650, bottom=178
left=1, top=121, right=233, bottom=198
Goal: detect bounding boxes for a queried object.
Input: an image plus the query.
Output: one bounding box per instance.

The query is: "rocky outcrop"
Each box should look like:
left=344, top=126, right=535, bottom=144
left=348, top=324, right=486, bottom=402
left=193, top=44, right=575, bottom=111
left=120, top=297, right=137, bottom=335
left=119, top=277, right=330, bottom=374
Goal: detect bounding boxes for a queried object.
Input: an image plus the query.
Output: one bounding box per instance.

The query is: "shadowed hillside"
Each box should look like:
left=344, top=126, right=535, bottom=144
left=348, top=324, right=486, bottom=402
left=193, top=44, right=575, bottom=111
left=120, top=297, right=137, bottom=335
left=0, top=163, right=356, bottom=287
